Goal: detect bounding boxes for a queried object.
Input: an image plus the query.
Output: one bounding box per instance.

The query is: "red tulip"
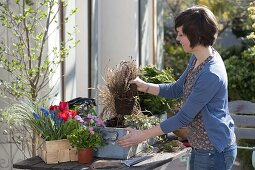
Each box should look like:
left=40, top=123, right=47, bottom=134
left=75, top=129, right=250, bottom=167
left=49, top=105, right=59, bottom=111
left=69, top=110, right=77, bottom=118
left=59, top=102, right=69, bottom=112
left=58, top=111, right=69, bottom=121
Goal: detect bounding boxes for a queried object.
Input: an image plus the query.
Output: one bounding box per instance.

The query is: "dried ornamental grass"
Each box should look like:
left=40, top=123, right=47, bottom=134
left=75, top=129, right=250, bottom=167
left=98, top=60, right=141, bottom=127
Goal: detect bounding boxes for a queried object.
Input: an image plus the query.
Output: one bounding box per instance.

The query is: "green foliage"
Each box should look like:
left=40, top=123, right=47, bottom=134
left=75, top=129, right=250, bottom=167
left=163, top=44, right=190, bottom=79
left=139, top=65, right=177, bottom=115
left=0, top=0, right=79, bottom=101
left=158, top=140, right=184, bottom=152
left=224, top=47, right=255, bottom=102
left=247, top=2, right=255, bottom=40
left=224, top=4, right=255, bottom=166
left=124, top=113, right=160, bottom=130
left=232, top=14, right=253, bottom=38
left=67, top=127, right=104, bottom=150
left=35, top=116, right=79, bottom=141
left=196, top=0, right=251, bottom=35
left=219, top=45, right=244, bottom=61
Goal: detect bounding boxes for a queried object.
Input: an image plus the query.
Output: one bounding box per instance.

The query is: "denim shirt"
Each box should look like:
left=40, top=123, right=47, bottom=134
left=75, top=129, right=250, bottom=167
left=159, top=52, right=236, bottom=152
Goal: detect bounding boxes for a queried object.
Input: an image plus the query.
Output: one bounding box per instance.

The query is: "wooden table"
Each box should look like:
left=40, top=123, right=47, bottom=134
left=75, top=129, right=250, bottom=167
left=13, top=147, right=190, bottom=170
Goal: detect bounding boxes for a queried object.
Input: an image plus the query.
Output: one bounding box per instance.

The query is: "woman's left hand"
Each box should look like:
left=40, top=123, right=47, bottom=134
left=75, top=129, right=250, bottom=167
left=117, top=127, right=146, bottom=148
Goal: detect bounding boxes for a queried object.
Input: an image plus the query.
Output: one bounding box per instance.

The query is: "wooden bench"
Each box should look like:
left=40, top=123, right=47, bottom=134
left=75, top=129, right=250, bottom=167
left=229, top=100, right=255, bottom=168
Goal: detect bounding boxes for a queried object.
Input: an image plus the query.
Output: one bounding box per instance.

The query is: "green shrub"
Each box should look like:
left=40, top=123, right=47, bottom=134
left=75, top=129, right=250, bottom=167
left=139, top=65, right=177, bottom=115
left=163, top=44, right=190, bottom=79
left=224, top=46, right=255, bottom=102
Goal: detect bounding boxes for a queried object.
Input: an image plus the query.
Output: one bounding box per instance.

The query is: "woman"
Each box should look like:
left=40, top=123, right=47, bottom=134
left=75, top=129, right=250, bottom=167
left=117, top=6, right=237, bottom=170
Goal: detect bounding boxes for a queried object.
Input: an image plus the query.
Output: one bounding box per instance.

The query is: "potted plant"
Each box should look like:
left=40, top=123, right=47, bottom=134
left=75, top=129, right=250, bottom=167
left=97, top=59, right=161, bottom=159
left=99, top=59, right=140, bottom=127
left=67, top=114, right=105, bottom=164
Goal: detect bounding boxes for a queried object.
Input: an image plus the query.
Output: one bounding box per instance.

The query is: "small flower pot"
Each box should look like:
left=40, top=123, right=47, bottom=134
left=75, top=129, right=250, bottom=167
left=78, top=148, right=94, bottom=164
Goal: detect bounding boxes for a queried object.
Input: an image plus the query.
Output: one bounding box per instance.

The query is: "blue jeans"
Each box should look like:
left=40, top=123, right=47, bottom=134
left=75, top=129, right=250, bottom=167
left=189, top=144, right=237, bottom=170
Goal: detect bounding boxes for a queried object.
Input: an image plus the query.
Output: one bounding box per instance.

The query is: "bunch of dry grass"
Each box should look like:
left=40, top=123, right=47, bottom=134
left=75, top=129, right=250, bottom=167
left=98, top=59, right=141, bottom=126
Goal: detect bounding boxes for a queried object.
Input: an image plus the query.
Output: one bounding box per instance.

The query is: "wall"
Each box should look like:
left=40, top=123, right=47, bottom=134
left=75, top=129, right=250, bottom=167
left=91, top=0, right=140, bottom=98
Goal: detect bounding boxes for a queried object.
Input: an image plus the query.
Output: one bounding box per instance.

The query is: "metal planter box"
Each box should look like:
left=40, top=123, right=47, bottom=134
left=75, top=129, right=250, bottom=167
left=95, top=127, right=149, bottom=159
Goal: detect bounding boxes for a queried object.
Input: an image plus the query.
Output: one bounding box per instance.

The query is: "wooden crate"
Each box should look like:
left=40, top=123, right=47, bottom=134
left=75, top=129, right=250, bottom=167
left=37, top=137, right=78, bottom=164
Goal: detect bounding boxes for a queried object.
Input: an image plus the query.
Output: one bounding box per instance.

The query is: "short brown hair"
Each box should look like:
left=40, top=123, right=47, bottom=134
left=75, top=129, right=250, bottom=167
left=175, top=6, right=219, bottom=48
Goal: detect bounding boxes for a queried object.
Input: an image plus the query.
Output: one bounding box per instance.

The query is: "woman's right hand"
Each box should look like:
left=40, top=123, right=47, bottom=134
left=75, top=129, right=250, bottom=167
left=129, top=77, right=148, bottom=92
left=130, top=77, right=160, bottom=95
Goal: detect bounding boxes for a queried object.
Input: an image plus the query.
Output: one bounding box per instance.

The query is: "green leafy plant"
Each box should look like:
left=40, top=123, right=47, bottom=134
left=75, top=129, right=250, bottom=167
left=163, top=44, right=190, bottom=79
left=225, top=46, right=255, bottom=102
left=139, top=65, right=177, bottom=115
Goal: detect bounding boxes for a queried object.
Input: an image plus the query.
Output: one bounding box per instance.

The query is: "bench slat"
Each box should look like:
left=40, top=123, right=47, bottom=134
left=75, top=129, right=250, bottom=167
left=231, top=114, right=255, bottom=127
left=229, top=100, right=255, bottom=114
left=235, top=128, right=255, bottom=139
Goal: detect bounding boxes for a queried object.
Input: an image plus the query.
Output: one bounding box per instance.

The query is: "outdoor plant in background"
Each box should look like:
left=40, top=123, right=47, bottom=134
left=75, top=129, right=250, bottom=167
left=224, top=2, right=255, bottom=169
left=139, top=65, right=178, bottom=115
left=0, top=0, right=79, bottom=157
left=0, top=0, right=78, bottom=101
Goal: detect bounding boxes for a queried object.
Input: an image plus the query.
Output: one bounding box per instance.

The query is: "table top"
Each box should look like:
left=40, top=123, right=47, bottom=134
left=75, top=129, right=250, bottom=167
left=13, top=147, right=190, bottom=170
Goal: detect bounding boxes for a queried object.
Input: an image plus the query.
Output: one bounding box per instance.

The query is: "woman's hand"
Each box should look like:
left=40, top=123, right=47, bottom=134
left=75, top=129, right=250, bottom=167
left=117, top=125, right=164, bottom=148
left=116, top=127, right=146, bottom=148
left=129, top=77, right=148, bottom=92
left=130, top=77, right=160, bottom=95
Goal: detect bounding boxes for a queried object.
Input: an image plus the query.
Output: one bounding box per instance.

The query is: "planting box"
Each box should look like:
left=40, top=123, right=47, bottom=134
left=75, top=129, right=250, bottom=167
left=37, top=137, right=78, bottom=164
left=95, top=127, right=154, bottom=159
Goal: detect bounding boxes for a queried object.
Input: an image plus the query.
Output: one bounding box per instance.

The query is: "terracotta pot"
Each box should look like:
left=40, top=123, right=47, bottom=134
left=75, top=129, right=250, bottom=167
left=78, top=148, right=94, bottom=164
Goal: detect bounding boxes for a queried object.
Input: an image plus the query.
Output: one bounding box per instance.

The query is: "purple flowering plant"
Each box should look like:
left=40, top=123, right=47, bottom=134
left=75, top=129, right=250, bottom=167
left=67, top=112, right=106, bottom=149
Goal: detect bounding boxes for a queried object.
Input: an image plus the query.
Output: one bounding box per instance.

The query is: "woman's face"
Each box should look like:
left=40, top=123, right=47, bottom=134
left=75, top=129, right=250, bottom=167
left=176, top=26, right=192, bottom=53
